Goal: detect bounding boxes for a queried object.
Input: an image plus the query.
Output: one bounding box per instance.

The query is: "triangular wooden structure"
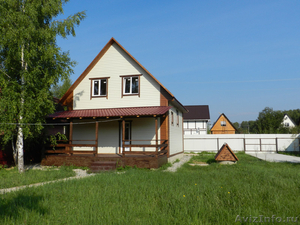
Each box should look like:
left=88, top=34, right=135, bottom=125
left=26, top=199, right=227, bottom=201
left=215, top=143, right=238, bottom=162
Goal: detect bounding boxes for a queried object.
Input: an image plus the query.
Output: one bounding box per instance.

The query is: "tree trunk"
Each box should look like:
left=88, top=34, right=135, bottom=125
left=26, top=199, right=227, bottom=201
left=17, top=125, right=24, bottom=173
left=17, top=39, right=26, bottom=173
left=11, top=138, right=17, bottom=165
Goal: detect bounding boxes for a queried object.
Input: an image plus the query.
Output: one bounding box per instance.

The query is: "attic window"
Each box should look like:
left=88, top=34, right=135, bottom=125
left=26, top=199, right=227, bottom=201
left=90, top=77, right=109, bottom=99
left=120, top=74, right=142, bottom=97
left=221, top=121, right=226, bottom=126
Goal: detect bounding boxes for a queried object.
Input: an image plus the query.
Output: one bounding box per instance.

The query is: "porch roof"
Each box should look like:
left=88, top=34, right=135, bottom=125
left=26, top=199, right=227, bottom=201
left=48, top=106, right=172, bottom=119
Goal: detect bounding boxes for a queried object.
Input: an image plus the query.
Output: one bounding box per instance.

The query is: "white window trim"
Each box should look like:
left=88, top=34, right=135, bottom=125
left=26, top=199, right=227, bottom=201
left=89, top=77, right=109, bottom=99
left=123, top=76, right=139, bottom=95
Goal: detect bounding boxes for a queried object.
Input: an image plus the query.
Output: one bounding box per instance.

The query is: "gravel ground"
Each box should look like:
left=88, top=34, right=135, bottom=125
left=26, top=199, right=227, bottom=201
left=166, top=155, right=192, bottom=172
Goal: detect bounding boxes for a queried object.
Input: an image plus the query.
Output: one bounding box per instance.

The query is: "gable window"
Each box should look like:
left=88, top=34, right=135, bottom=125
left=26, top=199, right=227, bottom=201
left=90, top=77, right=109, bottom=99
left=171, top=112, right=174, bottom=126
left=176, top=110, right=179, bottom=126
left=221, top=121, right=226, bottom=126
left=124, top=76, right=138, bottom=94
left=120, top=74, right=141, bottom=97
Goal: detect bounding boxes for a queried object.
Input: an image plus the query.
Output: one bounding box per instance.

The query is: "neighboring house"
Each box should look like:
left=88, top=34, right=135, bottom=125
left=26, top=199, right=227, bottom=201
left=183, top=105, right=210, bottom=135
left=282, top=114, right=296, bottom=128
left=210, top=113, right=237, bottom=134
left=44, top=37, right=187, bottom=168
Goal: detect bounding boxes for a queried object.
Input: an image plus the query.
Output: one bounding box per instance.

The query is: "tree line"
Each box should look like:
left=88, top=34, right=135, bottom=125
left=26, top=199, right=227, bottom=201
left=233, top=107, right=300, bottom=134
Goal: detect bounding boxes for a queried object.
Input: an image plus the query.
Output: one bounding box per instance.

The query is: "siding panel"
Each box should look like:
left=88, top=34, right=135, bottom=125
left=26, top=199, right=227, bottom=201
left=73, top=43, right=160, bottom=110
left=168, top=104, right=184, bottom=155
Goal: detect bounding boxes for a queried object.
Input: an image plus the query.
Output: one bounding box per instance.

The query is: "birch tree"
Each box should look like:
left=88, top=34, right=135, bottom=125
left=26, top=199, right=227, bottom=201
left=0, top=0, right=85, bottom=173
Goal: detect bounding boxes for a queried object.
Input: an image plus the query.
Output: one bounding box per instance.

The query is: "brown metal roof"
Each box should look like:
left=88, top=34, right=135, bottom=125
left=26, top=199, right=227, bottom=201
left=48, top=106, right=172, bottom=119
left=183, top=105, right=210, bottom=120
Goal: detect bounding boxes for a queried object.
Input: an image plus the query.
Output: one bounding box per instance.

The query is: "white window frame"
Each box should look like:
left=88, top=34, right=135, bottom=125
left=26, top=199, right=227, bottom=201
left=221, top=121, right=226, bottom=126
left=92, top=78, right=107, bottom=97
left=123, top=76, right=139, bottom=95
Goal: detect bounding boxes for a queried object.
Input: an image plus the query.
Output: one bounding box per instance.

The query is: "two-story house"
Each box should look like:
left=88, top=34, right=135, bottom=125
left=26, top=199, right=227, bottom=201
left=183, top=105, right=210, bottom=135
left=43, top=38, right=187, bottom=169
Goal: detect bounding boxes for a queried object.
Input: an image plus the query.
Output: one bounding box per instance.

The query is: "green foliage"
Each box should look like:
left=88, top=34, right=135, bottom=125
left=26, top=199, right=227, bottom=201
left=0, top=0, right=85, bottom=144
left=237, top=107, right=300, bottom=134
left=48, top=132, right=67, bottom=150
left=158, top=162, right=172, bottom=170
left=51, top=76, right=72, bottom=99
left=173, top=159, right=180, bottom=164
left=255, top=107, right=284, bottom=133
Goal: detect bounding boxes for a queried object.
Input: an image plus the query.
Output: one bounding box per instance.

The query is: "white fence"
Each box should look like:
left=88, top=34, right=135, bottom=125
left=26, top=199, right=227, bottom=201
left=184, top=134, right=300, bottom=152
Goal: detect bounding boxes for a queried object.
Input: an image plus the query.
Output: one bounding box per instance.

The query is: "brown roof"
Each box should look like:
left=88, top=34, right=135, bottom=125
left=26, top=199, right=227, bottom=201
left=59, top=37, right=187, bottom=113
left=183, top=105, right=210, bottom=120
left=48, top=106, right=172, bottom=119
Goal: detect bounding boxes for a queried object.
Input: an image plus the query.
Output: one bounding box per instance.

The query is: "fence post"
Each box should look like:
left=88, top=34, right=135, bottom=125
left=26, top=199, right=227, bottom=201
left=217, top=138, right=219, bottom=151
left=275, top=137, right=278, bottom=153
left=260, top=138, right=262, bottom=152
left=243, top=138, right=246, bottom=152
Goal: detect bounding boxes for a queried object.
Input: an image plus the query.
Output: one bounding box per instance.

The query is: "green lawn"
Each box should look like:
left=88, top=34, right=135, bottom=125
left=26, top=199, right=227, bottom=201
left=1, top=153, right=300, bottom=224
left=0, top=166, right=75, bottom=189
left=278, top=151, right=300, bottom=157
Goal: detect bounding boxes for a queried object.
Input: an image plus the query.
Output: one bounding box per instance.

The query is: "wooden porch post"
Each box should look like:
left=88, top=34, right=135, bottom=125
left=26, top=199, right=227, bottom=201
left=155, top=117, right=158, bottom=158
left=95, top=122, right=98, bottom=156
left=122, top=119, right=125, bottom=157
left=69, top=121, right=73, bottom=156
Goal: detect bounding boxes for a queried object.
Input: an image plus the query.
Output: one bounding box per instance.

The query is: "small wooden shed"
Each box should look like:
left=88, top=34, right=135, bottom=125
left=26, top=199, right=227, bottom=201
left=215, top=143, right=238, bottom=162
left=210, top=113, right=237, bottom=134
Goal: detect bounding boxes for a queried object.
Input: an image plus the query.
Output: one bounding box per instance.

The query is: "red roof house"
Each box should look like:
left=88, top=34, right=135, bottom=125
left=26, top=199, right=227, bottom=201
left=44, top=38, right=187, bottom=168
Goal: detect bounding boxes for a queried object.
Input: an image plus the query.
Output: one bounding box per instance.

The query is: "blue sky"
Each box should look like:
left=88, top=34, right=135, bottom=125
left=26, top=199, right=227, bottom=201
left=56, top=0, right=300, bottom=124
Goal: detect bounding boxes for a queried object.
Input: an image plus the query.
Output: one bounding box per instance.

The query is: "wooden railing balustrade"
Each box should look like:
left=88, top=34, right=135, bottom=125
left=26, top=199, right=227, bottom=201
left=45, top=139, right=168, bottom=157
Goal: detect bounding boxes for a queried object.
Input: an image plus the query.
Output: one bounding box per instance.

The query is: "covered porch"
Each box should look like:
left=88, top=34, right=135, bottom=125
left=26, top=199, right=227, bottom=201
left=42, top=106, right=171, bottom=169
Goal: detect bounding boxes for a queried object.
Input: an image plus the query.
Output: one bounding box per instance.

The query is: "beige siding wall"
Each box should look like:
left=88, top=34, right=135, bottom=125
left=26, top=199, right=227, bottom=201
left=130, top=117, right=160, bottom=152
left=72, top=121, right=96, bottom=151
left=168, top=104, right=184, bottom=155
left=72, top=120, right=119, bottom=153
left=73, top=43, right=160, bottom=110
left=71, top=118, right=161, bottom=154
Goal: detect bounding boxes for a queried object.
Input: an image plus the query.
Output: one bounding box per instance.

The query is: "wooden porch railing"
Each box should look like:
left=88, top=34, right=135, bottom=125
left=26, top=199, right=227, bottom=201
left=45, top=140, right=97, bottom=156
left=122, top=139, right=168, bottom=157
left=45, top=139, right=169, bottom=157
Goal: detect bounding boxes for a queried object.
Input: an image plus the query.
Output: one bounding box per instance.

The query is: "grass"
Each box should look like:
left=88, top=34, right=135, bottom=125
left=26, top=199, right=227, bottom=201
left=1, top=153, right=300, bottom=224
left=0, top=166, right=75, bottom=189
left=278, top=151, right=300, bottom=157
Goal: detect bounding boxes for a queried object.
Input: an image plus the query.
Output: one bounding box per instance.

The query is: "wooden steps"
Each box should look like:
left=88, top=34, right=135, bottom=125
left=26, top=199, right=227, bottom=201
left=89, top=161, right=117, bottom=173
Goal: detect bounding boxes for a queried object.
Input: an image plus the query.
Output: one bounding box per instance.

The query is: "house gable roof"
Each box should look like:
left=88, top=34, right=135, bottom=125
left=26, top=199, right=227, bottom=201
left=60, top=37, right=187, bottom=113
left=210, top=113, right=237, bottom=132
left=282, top=114, right=296, bottom=126
left=183, top=105, right=210, bottom=120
